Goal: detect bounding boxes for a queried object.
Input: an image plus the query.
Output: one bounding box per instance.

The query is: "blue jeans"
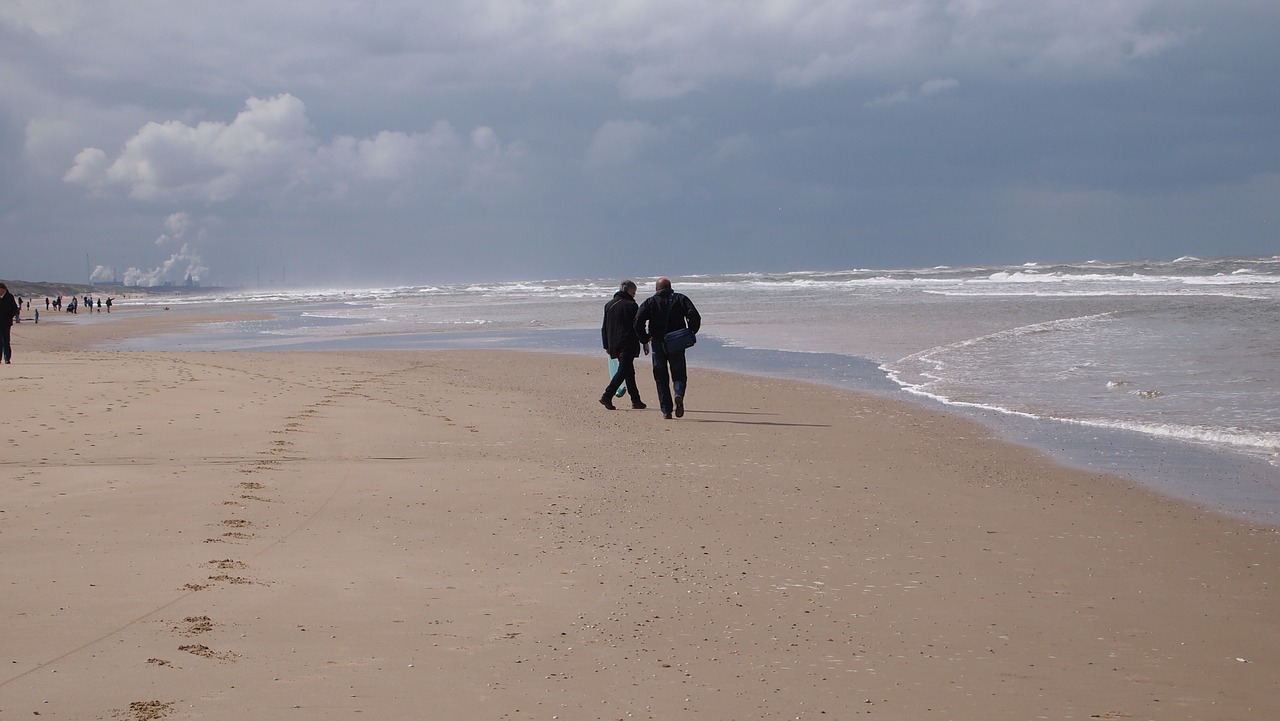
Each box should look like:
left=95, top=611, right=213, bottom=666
left=650, top=344, right=687, bottom=414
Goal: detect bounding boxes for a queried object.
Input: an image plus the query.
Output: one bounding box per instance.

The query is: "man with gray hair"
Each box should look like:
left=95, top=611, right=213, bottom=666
left=599, top=279, right=648, bottom=410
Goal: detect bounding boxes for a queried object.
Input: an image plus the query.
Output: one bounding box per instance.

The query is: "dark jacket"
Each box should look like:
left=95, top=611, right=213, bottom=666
left=634, top=288, right=701, bottom=346
left=0, top=292, right=18, bottom=327
left=601, top=290, right=641, bottom=359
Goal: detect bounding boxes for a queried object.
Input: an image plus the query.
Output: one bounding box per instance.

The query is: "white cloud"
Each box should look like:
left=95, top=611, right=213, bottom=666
left=325, top=130, right=437, bottom=183
left=63, top=147, right=109, bottom=186
left=618, top=65, right=702, bottom=101
left=321, top=121, right=466, bottom=183
left=585, top=120, right=668, bottom=168
left=63, top=94, right=315, bottom=202
left=1127, top=28, right=1184, bottom=60
left=6, top=0, right=1274, bottom=284
left=866, top=77, right=959, bottom=108
left=943, top=0, right=1185, bottom=77
left=464, top=126, right=525, bottom=190
left=865, top=88, right=913, bottom=108
left=584, top=117, right=693, bottom=168
left=63, top=94, right=519, bottom=205
left=164, top=211, right=192, bottom=236
left=774, top=0, right=1184, bottom=88
left=156, top=211, right=201, bottom=247
left=775, top=51, right=862, bottom=89
left=920, top=77, right=959, bottom=95
left=10, top=2, right=1187, bottom=108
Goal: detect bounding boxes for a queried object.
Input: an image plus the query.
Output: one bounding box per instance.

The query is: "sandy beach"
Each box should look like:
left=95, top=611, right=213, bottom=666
left=2, top=312, right=1278, bottom=720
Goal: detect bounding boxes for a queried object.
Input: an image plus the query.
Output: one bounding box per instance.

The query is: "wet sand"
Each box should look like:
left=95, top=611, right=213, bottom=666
left=2, top=313, right=1278, bottom=720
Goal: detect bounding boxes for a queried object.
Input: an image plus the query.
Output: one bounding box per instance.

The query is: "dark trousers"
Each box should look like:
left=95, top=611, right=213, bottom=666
left=0, top=323, right=11, bottom=362
left=650, top=344, right=687, bottom=414
left=604, top=353, right=643, bottom=405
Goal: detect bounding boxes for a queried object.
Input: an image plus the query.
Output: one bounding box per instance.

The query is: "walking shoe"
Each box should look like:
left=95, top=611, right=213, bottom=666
left=662, top=412, right=673, bottom=420
left=598, top=395, right=616, bottom=410
left=631, top=401, right=647, bottom=410
left=674, top=395, right=684, bottom=418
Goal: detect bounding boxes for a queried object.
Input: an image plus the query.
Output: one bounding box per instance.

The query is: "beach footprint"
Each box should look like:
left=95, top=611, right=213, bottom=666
left=172, top=615, right=215, bottom=636
left=110, top=699, right=176, bottom=720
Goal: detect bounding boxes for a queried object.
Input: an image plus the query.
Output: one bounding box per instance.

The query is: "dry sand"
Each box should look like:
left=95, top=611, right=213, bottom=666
left=2, top=313, right=1278, bottom=720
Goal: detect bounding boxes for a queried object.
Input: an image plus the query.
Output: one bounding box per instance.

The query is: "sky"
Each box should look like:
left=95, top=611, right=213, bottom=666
left=2, top=0, right=1278, bottom=287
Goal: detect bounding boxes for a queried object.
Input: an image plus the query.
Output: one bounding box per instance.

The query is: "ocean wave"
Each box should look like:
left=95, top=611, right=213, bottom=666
left=885, top=367, right=1280, bottom=463
left=1073, top=418, right=1280, bottom=461
left=887, top=312, right=1116, bottom=375
left=114, top=254, right=1280, bottom=308
left=886, top=380, right=1044, bottom=420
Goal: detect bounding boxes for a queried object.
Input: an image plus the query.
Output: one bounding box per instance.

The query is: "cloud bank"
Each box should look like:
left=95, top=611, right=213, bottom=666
left=64, top=94, right=519, bottom=206
left=2, top=1, right=1277, bottom=285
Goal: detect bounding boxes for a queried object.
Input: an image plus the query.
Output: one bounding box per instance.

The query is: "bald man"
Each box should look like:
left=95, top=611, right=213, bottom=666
left=634, top=277, right=701, bottom=419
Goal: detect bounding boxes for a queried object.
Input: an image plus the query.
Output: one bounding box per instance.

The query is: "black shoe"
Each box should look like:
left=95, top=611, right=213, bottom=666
left=674, top=395, right=684, bottom=418
left=599, top=395, right=616, bottom=410
left=662, top=413, right=673, bottom=420
left=631, top=401, right=647, bottom=410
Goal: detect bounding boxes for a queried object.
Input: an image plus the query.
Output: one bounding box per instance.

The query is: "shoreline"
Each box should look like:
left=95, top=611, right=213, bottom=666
left=94, top=313, right=1280, bottom=527
left=4, top=312, right=1279, bottom=719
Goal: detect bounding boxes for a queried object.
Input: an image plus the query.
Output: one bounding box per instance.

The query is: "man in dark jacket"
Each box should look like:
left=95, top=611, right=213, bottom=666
left=634, top=277, right=701, bottom=419
left=599, top=280, right=648, bottom=410
left=0, top=282, right=20, bottom=364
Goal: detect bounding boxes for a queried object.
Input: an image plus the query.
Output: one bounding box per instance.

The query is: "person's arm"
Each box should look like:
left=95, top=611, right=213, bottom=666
left=634, top=300, right=651, bottom=343
left=684, top=297, right=701, bottom=335
left=628, top=301, right=650, bottom=355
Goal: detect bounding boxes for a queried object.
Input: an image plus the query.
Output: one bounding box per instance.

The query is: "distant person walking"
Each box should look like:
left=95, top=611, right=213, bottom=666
left=599, top=280, right=648, bottom=411
left=635, top=277, right=701, bottom=419
left=0, top=282, right=21, bottom=364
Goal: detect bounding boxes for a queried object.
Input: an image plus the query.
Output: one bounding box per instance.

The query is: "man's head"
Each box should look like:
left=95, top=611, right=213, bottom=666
left=0, top=283, right=7, bottom=293
left=620, top=279, right=637, bottom=297
left=655, top=277, right=672, bottom=292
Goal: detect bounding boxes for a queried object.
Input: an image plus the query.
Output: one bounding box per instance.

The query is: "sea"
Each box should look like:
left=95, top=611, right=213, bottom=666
left=103, top=255, right=1280, bottom=525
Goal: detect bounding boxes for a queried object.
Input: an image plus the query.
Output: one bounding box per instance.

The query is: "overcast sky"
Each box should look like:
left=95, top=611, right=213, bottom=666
left=2, top=1, right=1277, bottom=287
